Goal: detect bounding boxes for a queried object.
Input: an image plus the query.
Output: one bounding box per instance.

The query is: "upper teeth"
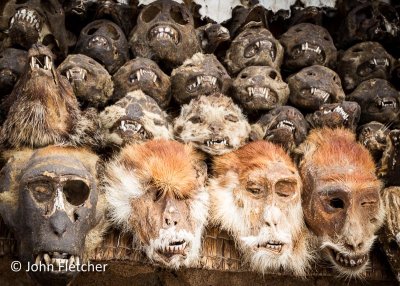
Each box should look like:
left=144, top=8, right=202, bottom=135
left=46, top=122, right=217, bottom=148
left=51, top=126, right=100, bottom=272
left=246, top=40, right=275, bottom=59
left=34, top=252, right=80, bottom=269
left=277, top=120, right=295, bottom=132
left=66, top=67, right=87, bottom=82
left=323, top=106, right=349, bottom=121
left=380, top=99, right=397, bottom=108
left=131, top=68, right=157, bottom=83
left=370, top=58, right=390, bottom=67
left=247, top=86, right=270, bottom=98
left=331, top=248, right=368, bottom=268
left=30, top=55, right=52, bottom=70
left=150, top=25, right=179, bottom=44
left=159, top=241, right=187, bottom=255
left=10, top=8, right=40, bottom=31
left=257, top=241, right=283, bottom=252
left=301, top=42, right=322, bottom=54
left=119, top=120, right=142, bottom=132
left=206, top=139, right=228, bottom=147
left=187, top=75, right=217, bottom=91
left=311, top=87, right=330, bottom=102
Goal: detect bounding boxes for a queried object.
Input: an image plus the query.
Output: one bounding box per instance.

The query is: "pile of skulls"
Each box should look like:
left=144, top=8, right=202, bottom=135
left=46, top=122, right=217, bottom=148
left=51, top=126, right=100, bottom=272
left=0, top=0, right=399, bottom=284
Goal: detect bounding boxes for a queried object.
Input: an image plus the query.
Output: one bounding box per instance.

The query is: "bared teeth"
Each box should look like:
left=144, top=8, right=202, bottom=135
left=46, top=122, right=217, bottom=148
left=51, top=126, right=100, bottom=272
left=332, top=248, right=368, bottom=268
left=311, top=87, right=330, bottom=102
left=10, top=8, right=41, bottom=32
left=187, top=75, right=217, bottom=91
left=206, top=139, right=228, bottom=147
left=247, top=86, right=270, bottom=99
left=301, top=42, right=322, bottom=54
left=277, top=120, right=295, bottom=132
left=150, top=25, right=179, bottom=44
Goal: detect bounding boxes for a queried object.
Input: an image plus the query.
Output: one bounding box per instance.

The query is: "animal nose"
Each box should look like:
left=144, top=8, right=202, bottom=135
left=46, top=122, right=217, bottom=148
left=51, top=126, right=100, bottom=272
left=252, top=75, right=265, bottom=82
left=344, top=240, right=364, bottom=252
left=210, top=124, right=223, bottom=132
left=50, top=211, right=71, bottom=237
left=263, top=206, right=282, bottom=228
left=163, top=199, right=180, bottom=228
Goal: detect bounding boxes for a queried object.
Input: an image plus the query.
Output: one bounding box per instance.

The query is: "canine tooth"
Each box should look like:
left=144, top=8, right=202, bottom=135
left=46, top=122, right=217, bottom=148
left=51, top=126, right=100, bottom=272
left=35, top=255, right=41, bottom=265
left=350, top=259, right=356, bottom=266
left=44, top=253, right=50, bottom=264
left=373, top=58, right=378, bottom=65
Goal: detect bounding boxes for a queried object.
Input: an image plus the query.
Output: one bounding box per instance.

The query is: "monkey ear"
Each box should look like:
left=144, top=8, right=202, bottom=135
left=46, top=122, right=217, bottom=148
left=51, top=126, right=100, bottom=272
left=194, top=161, right=208, bottom=185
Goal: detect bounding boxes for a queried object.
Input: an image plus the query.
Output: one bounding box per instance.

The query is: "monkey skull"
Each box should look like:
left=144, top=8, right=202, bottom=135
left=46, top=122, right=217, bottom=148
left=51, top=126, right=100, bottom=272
left=0, top=48, right=27, bottom=96
left=358, top=121, right=390, bottom=164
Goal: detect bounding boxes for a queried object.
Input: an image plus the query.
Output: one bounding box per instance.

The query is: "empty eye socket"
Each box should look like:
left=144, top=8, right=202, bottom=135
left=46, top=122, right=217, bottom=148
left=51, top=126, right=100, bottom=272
left=246, top=187, right=262, bottom=195
left=355, top=7, right=374, bottom=20
left=269, top=70, right=278, bottom=80
left=63, top=180, right=90, bottom=206
left=295, top=28, right=302, bottom=32
left=225, top=114, right=239, bottom=122
left=240, top=73, right=249, bottom=79
left=323, top=35, right=331, bottom=41
left=30, top=182, right=54, bottom=203
left=170, top=6, right=189, bottom=25
left=87, top=27, right=99, bottom=35
left=16, top=0, right=29, bottom=4
left=141, top=5, right=161, bottom=23
left=42, top=35, right=56, bottom=46
left=189, top=115, right=202, bottom=124
left=154, top=189, right=163, bottom=201
left=352, top=48, right=363, bottom=53
left=105, top=25, right=120, bottom=40
left=275, top=181, right=296, bottom=198
left=329, top=197, right=344, bottom=209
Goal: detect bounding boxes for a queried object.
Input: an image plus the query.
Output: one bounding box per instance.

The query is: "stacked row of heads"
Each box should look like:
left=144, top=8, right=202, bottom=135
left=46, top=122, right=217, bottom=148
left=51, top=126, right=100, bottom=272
left=0, top=0, right=399, bottom=285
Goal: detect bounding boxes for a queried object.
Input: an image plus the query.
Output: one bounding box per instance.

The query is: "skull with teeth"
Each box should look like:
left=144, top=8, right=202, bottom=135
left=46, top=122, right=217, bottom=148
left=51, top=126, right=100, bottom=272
left=250, top=106, right=308, bottom=153
left=112, top=57, right=171, bottom=108
left=297, top=128, right=385, bottom=277
left=99, top=90, right=172, bottom=151
left=280, top=23, right=337, bottom=72
left=208, top=141, right=312, bottom=276
left=0, top=146, right=107, bottom=285
left=338, top=41, right=394, bottom=92
left=171, top=53, right=231, bottom=105
left=379, top=130, right=400, bottom=186
left=129, top=0, right=201, bottom=70
left=225, top=22, right=284, bottom=75
left=173, top=93, right=251, bottom=156
left=105, top=139, right=209, bottom=269
left=0, top=48, right=27, bottom=97
left=57, top=54, right=114, bottom=109
left=8, top=6, right=42, bottom=49
left=75, top=19, right=129, bottom=74
left=232, top=66, right=289, bottom=111
left=288, top=65, right=345, bottom=111
left=358, top=121, right=389, bottom=164
left=348, top=79, right=400, bottom=125
left=306, top=101, right=361, bottom=132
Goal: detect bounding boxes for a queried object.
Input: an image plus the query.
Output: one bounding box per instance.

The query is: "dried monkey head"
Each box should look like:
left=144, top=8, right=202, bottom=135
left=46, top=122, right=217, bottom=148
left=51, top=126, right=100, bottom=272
left=171, top=53, right=231, bottom=105
left=358, top=121, right=389, bottom=163
left=338, top=42, right=394, bottom=92
left=100, top=90, right=172, bottom=149
left=129, top=0, right=201, bottom=69
left=288, top=65, right=345, bottom=111
left=57, top=54, right=113, bottom=109
left=250, top=106, right=308, bottom=152
left=173, top=93, right=250, bottom=156
left=0, top=146, right=106, bottom=285
left=112, top=57, right=171, bottom=109
left=306, top=101, right=361, bottom=132
left=0, top=48, right=27, bottom=96
left=225, top=23, right=284, bottom=75
left=280, top=23, right=337, bottom=72
left=208, top=141, right=311, bottom=275
left=0, top=44, right=99, bottom=149
left=196, top=23, right=230, bottom=54
left=76, top=19, right=129, bottom=74
left=348, top=79, right=400, bottom=125
left=232, top=66, right=289, bottom=111
left=105, top=139, right=209, bottom=268
left=379, top=130, right=400, bottom=187
left=297, top=128, right=385, bottom=277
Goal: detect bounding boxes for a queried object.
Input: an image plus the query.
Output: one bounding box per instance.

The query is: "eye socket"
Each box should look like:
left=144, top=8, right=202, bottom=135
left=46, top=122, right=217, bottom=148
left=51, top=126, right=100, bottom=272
left=63, top=180, right=90, bottom=206
left=105, top=24, right=120, bottom=40
left=30, top=182, right=54, bottom=203
left=225, top=114, right=239, bottom=122
left=295, top=28, right=302, bottom=32
left=154, top=189, right=163, bottom=202
left=352, top=48, right=363, bottom=53
left=323, top=35, right=331, bottom=41
left=269, top=70, right=278, bottom=80
left=189, top=115, right=202, bottom=124
left=275, top=181, right=296, bottom=198
left=246, top=187, right=262, bottom=195
left=240, top=73, right=249, bottom=79
left=329, top=197, right=344, bottom=209
left=87, top=27, right=99, bottom=35
left=170, top=5, right=188, bottom=25
left=141, top=5, right=161, bottom=23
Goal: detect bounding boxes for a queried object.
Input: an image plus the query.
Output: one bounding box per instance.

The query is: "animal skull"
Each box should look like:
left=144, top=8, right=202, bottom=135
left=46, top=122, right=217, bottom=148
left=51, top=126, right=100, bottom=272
left=0, top=48, right=27, bottom=96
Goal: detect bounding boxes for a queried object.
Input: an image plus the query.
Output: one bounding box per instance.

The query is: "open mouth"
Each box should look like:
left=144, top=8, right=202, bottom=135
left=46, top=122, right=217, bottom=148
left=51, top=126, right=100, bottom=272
left=157, top=240, right=187, bottom=258
left=292, top=42, right=325, bottom=62
left=326, top=247, right=368, bottom=270
left=256, top=241, right=284, bottom=254
left=30, top=55, right=52, bottom=71
left=378, top=98, right=397, bottom=109
left=276, top=120, right=296, bottom=133
left=357, top=58, right=390, bottom=77
left=244, top=39, right=276, bottom=60
left=149, top=24, right=179, bottom=44
left=186, top=75, right=218, bottom=92
left=323, top=106, right=349, bottom=122
left=117, top=120, right=151, bottom=139
left=247, top=86, right=276, bottom=100
left=65, top=67, right=87, bottom=82
left=10, top=8, right=41, bottom=32
left=34, top=252, right=80, bottom=271
left=302, top=87, right=330, bottom=103
left=204, top=138, right=229, bottom=147
left=88, top=35, right=110, bottom=50
left=130, top=68, right=158, bottom=84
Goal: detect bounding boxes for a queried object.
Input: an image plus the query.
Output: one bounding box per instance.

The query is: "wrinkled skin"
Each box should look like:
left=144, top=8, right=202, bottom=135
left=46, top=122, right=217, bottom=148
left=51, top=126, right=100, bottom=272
left=57, top=54, right=113, bottom=109
left=0, top=146, right=105, bottom=286
left=306, top=101, right=361, bottom=132
left=280, top=23, right=337, bottom=72
left=358, top=121, right=389, bottom=164
left=232, top=66, right=289, bottom=111
left=338, top=42, right=394, bottom=92
left=105, top=140, right=209, bottom=268
left=0, top=48, right=27, bottom=96
left=225, top=23, right=284, bottom=75
left=171, top=53, right=231, bottom=105
left=173, top=93, right=250, bottom=156
left=379, top=130, right=400, bottom=187
left=348, top=79, right=400, bottom=125
left=287, top=6, right=324, bottom=27
left=288, top=65, right=345, bottom=111
left=76, top=19, right=129, bottom=74
left=297, top=128, right=385, bottom=277
left=196, top=23, right=230, bottom=54
left=208, top=141, right=311, bottom=276
left=129, top=0, right=201, bottom=69
left=99, top=90, right=172, bottom=150
left=250, top=106, right=308, bottom=153
left=112, top=57, right=171, bottom=108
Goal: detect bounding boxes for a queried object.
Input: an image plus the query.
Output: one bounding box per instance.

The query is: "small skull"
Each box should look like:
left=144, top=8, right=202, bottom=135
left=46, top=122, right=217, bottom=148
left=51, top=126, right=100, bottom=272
left=288, top=65, right=345, bottom=111
left=57, top=54, right=113, bottom=109
left=225, top=23, right=283, bottom=75
left=0, top=48, right=27, bottom=96
left=112, top=57, right=171, bottom=109
left=348, top=79, right=400, bottom=125
left=338, top=42, right=394, bottom=92
left=129, top=0, right=201, bottom=69
left=250, top=106, right=308, bottom=153
left=306, top=101, right=361, bottom=132
left=232, top=66, right=289, bottom=111
left=358, top=121, right=389, bottom=164
left=75, top=19, right=129, bottom=74
left=171, top=53, right=231, bottom=105
left=280, top=23, right=337, bottom=72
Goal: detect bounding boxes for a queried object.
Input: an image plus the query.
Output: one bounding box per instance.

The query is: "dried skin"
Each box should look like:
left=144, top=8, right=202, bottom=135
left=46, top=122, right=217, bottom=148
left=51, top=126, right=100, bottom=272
left=379, top=130, right=400, bottom=186
left=0, top=48, right=27, bottom=96
left=357, top=121, right=389, bottom=164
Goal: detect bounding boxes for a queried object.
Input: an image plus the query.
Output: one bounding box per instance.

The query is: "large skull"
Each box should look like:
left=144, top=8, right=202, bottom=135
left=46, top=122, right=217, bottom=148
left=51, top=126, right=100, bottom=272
left=112, top=57, right=171, bottom=108
left=288, top=65, right=345, bottom=111
left=232, top=66, right=289, bottom=111
left=225, top=23, right=284, bottom=75
left=250, top=106, right=308, bottom=153
left=0, top=48, right=27, bottom=96
left=171, top=53, right=231, bottom=105
left=357, top=121, right=389, bottom=164
left=105, top=139, right=209, bottom=268
left=208, top=141, right=311, bottom=276
left=57, top=54, right=113, bottom=109
left=129, top=0, right=201, bottom=69
left=338, top=42, right=394, bottom=92
left=280, top=23, right=337, bottom=72
left=0, top=146, right=106, bottom=285
left=297, top=128, right=385, bottom=277
left=173, top=93, right=251, bottom=156
left=348, top=79, right=400, bottom=125
left=75, top=19, right=129, bottom=74
left=99, top=90, right=172, bottom=150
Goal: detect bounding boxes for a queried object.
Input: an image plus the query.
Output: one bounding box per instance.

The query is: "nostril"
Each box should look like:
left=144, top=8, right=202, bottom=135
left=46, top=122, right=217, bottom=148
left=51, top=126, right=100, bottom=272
left=165, top=218, right=170, bottom=225
left=265, top=222, right=271, bottom=227
left=345, top=243, right=355, bottom=251
left=174, top=221, right=177, bottom=226
left=357, top=242, right=364, bottom=249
